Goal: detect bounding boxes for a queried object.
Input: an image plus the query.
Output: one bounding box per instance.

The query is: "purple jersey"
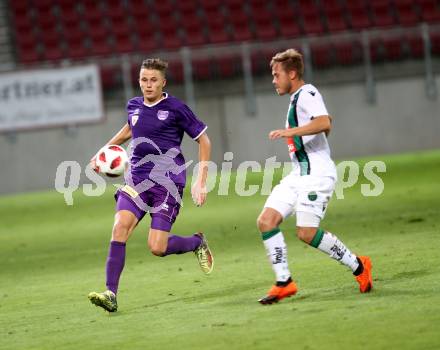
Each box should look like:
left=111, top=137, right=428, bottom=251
left=126, top=93, right=207, bottom=186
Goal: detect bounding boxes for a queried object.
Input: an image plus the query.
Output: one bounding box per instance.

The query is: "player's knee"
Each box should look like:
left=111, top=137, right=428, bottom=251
left=112, top=221, right=132, bottom=242
left=148, top=243, right=166, bottom=257
left=296, top=227, right=317, bottom=244
left=257, top=214, right=277, bottom=233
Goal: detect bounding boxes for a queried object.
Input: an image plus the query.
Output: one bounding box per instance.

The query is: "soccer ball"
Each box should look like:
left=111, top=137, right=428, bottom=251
left=95, top=145, right=128, bottom=177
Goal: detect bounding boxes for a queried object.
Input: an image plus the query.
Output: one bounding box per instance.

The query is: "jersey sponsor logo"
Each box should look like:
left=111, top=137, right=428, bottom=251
left=157, top=110, right=169, bottom=121
left=132, top=108, right=140, bottom=126
left=121, top=185, right=139, bottom=198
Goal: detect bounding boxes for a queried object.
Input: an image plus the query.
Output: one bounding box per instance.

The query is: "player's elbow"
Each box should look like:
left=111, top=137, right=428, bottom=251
left=321, top=116, right=332, bottom=134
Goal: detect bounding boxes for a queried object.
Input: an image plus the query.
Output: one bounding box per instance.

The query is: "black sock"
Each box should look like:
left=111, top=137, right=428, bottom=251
left=353, top=257, right=364, bottom=276
left=276, top=277, right=292, bottom=286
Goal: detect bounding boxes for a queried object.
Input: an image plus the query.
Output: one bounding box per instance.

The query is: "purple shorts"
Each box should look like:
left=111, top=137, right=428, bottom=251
left=115, top=184, right=184, bottom=232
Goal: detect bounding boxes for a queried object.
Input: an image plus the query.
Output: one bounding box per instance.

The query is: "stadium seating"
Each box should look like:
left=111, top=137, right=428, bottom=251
left=8, top=0, right=440, bottom=85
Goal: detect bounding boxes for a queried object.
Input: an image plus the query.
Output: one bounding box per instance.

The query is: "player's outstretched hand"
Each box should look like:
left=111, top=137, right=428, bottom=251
left=191, top=181, right=207, bottom=207
left=269, top=129, right=293, bottom=139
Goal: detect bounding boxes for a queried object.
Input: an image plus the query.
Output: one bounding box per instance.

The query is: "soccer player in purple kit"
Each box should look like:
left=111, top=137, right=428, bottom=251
left=88, top=58, right=213, bottom=312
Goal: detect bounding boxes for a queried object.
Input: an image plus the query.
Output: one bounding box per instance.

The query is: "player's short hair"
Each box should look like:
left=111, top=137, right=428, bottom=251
left=270, top=49, right=304, bottom=79
left=141, top=58, right=168, bottom=77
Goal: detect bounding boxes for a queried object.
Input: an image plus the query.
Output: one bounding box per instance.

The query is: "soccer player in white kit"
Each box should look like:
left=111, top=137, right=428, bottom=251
left=257, top=49, right=373, bottom=304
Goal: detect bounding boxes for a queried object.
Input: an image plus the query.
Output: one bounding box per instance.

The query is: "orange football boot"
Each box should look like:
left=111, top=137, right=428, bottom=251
left=258, top=279, right=298, bottom=305
left=355, top=256, right=373, bottom=293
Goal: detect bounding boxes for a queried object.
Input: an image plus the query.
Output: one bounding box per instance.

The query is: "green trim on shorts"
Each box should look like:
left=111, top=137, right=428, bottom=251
left=262, top=228, right=281, bottom=241
left=310, top=228, right=325, bottom=248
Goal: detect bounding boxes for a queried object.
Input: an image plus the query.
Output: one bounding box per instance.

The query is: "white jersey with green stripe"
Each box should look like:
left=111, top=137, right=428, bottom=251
left=285, top=84, right=337, bottom=179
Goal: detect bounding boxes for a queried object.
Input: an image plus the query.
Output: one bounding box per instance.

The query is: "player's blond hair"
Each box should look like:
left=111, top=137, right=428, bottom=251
left=270, top=49, right=304, bottom=79
left=141, top=58, right=168, bottom=77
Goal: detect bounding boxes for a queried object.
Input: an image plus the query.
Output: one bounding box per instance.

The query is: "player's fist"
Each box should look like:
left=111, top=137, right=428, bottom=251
left=191, top=181, right=207, bottom=207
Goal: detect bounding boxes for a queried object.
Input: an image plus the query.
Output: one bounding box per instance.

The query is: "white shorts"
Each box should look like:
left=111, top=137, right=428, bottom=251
left=264, top=174, right=336, bottom=227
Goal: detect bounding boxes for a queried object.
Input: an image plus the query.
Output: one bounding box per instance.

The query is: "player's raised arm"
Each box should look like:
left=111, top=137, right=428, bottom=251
left=105, top=122, right=132, bottom=145
left=192, top=132, right=211, bottom=206
left=90, top=123, right=132, bottom=171
left=269, top=115, right=332, bottom=139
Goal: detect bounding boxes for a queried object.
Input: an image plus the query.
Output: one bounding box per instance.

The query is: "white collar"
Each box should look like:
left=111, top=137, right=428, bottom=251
left=143, top=92, right=168, bottom=107
left=290, top=84, right=306, bottom=101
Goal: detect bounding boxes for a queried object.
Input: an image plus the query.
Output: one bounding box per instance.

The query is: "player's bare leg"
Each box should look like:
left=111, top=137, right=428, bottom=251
left=297, top=225, right=373, bottom=293
left=257, top=208, right=298, bottom=304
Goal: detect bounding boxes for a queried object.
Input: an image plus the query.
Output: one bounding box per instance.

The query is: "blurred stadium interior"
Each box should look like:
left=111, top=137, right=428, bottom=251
left=4, top=0, right=440, bottom=84
left=0, top=0, right=439, bottom=194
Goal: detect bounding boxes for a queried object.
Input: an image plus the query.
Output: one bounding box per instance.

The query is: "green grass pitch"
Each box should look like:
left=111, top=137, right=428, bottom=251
left=1, top=150, right=440, bottom=350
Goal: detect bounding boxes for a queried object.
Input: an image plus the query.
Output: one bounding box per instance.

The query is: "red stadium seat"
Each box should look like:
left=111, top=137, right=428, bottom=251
left=419, top=0, right=440, bottom=23
left=230, top=12, right=254, bottom=42
left=193, top=57, right=213, bottom=81
left=100, top=64, right=121, bottom=89
left=395, top=0, right=421, bottom=26
left=370, top=2, right=396, bottom=28
left=299, top=0, right=325, bottom=35
left=9, top=0, right=28, bottom=14
left=199, top=0, right=223, bottom=12
left=132, top=15, right=155, bottom=36
left=334, top=40, right=363, bottom=65
left=18, top=49, right=41, bottom=64
left=277, top=6, right=302, bottom=38
left=253, top=12, right=278, bottom=41
left=151, top=0, right=175, bottom=17
left=430, top=32, right=440, bottom=55
left=114, top=35, right=136, bottom=54
left=382, top=36, right=404, bottom=61
left=322, top=0, right=349, bottom=32
left=137, top=36, right=159, bottom=53
left=91, top=40, right=113, bottom=56
left=369, top=37, right=386, bottom=62
left=214, top=54, right=242, bottom=78
left=159, top=24, right=183, bottom=50
left=33, top=0, right=53, bottom=12
left=89, top=25, right=108, bottom=43
left=41, top=31, right=63, bottom=50
left=206, top=16, right=231, bottom=44
left=346, top=2, right=372, bottom=30
left=181, top=18, right=206, bottom=47
left=42, top=46, right=65, bottom=61
left=64, top=28, right=84, bottom=46
left=16, top=31, right=41, bottom=63
left=251, top=49, right=274, bottom=75
left=405, top=34, right=424, bottom=59
left=167, top=60, right=184, bottom=83
left=67, top=41, right=90, bottom=59
left=83, top=2, right=102, bottom=23
left=60, top=6, right=81, bottom=27
left=311, top=43, right=333, bottom=68
left=175, top=1, right=199, bottom=20
left=127, top=0, right=147, bottom=16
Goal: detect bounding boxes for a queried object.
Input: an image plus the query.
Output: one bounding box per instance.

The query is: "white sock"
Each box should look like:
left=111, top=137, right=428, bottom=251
left=312, top=229, right=359, bottom=272
left=262, top=228, right=291, bottom=282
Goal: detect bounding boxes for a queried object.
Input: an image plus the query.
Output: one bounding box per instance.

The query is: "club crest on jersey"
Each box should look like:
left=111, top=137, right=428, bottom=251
left=157, top=110, right=169, bottom=121
left=132, top=109, right=140, bottom=126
